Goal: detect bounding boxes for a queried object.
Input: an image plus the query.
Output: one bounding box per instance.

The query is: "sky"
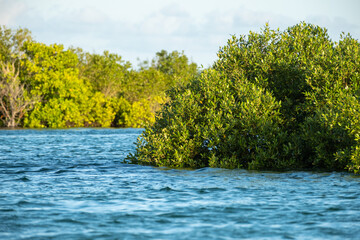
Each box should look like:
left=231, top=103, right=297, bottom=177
left=1, top=0, right=359, bottom=68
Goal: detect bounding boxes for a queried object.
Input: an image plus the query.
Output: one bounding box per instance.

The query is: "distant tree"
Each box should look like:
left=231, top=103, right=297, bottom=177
left=1, top=26, right=201, bottom=129
left=0, top=61, right=38, bottom=127
left=123, top=67, right=167, bottom=102
left=151, top=50, right=199, bottom=86
left=22, top=42, right=115, bottom=128
left=115, top=50, right=199, bottom=127
left=0, top=25, right=37, bottom=127
left=0, top=25, right=32, bottom=62
left=78, top=50, right=131, bottom=98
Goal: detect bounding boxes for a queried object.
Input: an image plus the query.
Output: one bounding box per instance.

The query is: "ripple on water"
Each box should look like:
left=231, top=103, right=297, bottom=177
left=16, top=176, right=31, bottom=182
left=1, top=129, right=360, bottom=239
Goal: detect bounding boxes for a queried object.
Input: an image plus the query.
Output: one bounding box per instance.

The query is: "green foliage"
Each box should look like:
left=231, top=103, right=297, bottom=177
left=74, top=49, right=198, bottom=128
left=1, top=25, right=198, bottom=129
left=123, top=50, right=199, bottom=103
left=301, top=89, right=360, bottom=171
left=0, top=25, right=32, bottom=62
left=82, top=92, right=115, bottom=127
left=22, top=42, right=114, bottom=128
left=0, top=26, right=36, bottom=127
left=130, top=22, right=360, bottom=173
left=113, top=96, right=167, bottom=128
left=110, top=50, right=199, bottom=128
left=123, top=68, right=168, bottom=102
left=118, top=98, right=154, bottom=128
left=151, top=50, right=199, bottom=86
left=77, top=50, right=131, bottom=98
left=215, top=23, right=336, bottom=128
left=128, top=70, right=289, bottom=169
left=0, top=61, right=38, bottom=127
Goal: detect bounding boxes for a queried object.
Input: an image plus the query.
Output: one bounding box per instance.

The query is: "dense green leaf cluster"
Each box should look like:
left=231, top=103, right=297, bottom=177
left=0, top=26, right=198, bottom=128
left=129, top=70, right=286, bottom=169
left=129, top=22, right=360, bottom=173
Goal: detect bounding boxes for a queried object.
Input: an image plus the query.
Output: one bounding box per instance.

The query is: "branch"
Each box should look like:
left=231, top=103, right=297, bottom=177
left=0, top=60, right=38, bottom=127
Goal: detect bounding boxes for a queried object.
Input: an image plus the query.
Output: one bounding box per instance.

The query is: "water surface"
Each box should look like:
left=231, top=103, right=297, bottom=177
left=1, top=129, right=359, bottom=239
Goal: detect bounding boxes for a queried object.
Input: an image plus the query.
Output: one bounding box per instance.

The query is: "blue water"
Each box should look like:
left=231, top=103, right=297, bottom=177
left=1, top=129, right=360, bottom=240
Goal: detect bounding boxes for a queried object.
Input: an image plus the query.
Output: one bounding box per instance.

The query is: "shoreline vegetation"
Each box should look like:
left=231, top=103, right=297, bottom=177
left=1, top=22, right=360, bottom=174
left=0, top=25, right=199, bottom=129
left=127, top=22, right=360, bottom=174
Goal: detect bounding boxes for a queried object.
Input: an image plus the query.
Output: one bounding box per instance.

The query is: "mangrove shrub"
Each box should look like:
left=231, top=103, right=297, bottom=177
left=129, top=22, right=360, bottom=173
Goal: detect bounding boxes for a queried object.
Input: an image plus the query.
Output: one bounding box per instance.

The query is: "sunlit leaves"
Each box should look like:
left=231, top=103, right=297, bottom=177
left=22, top=42, right=111, bottom=128
left=128, top=70, right=285, bottom=169
left=130, top=22, right=360, bottom=173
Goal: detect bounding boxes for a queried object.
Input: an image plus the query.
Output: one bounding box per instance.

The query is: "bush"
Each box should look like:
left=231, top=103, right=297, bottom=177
left=129, top=22, right=360, bottom=173
left=128, top=70, right=292, bottom=169
left=300, top=90, right=360, bottom=171
left=113, top=96, right=166, bottom=128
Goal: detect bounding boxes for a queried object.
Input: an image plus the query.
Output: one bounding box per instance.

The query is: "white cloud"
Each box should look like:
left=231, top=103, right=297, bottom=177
left=76, top=7, right=108, bottom=24
left=1, top=0, right=359, bottom=67
left=0, top=0, right=26, bottom=25
left=138, top=4, right=195, bottom=35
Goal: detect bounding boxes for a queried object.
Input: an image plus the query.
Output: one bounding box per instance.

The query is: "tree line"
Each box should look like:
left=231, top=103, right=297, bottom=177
left=0, top=26, right=199, bottom=128
left=2, top=23, right=360, bottom=173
